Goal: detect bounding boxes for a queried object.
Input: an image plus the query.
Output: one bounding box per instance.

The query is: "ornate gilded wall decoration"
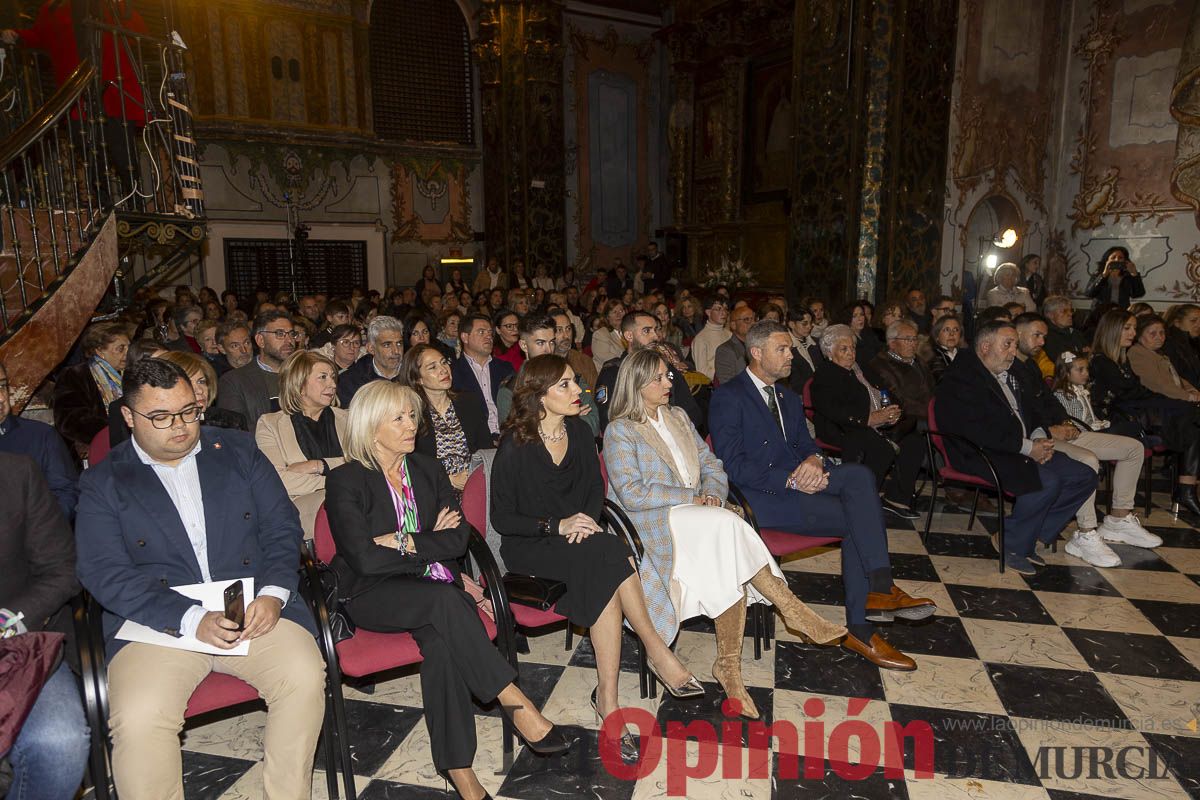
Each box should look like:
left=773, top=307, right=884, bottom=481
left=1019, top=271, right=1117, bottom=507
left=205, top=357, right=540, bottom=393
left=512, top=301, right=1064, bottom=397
left=203, top=141, right=355, bottom=210
left=950, top=0, right=1060, bottom=217
left=1169, top=2, right=1200, bottom=223
left=1067, top=0, right=1187, bottom=232
left=390, top=158, right=474, bottom=245
left=1155, top=244, right=1200, bottom=300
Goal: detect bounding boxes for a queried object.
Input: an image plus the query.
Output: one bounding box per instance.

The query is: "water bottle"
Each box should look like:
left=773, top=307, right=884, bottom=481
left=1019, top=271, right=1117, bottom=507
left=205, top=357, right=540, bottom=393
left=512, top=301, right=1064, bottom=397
left=878, top=390, right=894, bottom=428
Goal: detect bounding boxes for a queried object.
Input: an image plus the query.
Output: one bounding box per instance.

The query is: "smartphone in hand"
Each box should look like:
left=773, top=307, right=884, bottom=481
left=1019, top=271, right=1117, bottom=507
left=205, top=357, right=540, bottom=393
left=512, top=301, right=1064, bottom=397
left=223, top=581, right=246, bottom=632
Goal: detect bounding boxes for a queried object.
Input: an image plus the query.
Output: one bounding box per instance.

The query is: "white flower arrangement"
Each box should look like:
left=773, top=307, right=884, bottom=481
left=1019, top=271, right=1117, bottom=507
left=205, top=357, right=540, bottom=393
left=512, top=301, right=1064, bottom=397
left=700, top=254, right=756, bottom=290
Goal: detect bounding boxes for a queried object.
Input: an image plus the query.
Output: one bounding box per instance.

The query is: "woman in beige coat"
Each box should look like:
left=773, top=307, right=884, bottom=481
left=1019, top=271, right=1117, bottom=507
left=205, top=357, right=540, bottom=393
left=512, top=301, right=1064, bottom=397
left=1128, top=315, right=1200, bottom=402
left=256, top=350, right=349, bottom=537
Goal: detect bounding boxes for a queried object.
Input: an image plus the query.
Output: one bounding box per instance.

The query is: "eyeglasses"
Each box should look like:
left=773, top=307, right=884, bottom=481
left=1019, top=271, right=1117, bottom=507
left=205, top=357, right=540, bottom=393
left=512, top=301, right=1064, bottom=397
left=894, top=336, right=919, bottom=343
left=498, top=323, right=519, bottom=331
left=128, top=405, right=203, bottom=429
left=262, top=329, right=299, bottom=340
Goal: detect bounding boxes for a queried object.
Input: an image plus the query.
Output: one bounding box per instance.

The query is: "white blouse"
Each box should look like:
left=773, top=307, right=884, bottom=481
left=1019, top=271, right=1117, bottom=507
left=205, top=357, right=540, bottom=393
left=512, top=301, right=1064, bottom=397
left=649, top=407, right=696, bottom=489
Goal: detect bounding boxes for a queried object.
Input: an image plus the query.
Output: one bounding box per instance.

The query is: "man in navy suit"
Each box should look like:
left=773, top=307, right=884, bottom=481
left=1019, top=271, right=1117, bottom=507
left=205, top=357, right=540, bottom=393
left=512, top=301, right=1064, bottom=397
left=709, top=321, right=935, bottom=671
left=76, top=358, right=324, bottom=799
left=452, top=312, right=515, bottom=438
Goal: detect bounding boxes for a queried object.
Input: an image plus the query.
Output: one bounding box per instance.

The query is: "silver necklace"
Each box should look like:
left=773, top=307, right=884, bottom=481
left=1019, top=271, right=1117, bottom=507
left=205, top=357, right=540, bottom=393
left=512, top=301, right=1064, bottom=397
left=539, top=422, right=568, bottom=443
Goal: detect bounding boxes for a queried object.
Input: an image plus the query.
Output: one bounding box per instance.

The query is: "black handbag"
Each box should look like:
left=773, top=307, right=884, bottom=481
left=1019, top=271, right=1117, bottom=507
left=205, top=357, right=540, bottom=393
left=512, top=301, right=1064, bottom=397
left=314, top=562, right=357, bottom=644
left=502, top=574, right=567, bottom=612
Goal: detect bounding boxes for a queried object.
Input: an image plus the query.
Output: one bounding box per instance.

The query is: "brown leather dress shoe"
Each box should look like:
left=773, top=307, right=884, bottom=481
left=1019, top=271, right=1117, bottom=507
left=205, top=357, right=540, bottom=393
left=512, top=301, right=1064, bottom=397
left=842, top=633, right=917, bottom=671
left=865, top=585, right=937, bottom=622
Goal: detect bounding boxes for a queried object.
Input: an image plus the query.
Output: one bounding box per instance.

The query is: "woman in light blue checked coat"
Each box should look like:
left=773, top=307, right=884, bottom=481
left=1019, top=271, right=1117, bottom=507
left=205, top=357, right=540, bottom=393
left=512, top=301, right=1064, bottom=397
left=603, top=349, right=846, bottom=719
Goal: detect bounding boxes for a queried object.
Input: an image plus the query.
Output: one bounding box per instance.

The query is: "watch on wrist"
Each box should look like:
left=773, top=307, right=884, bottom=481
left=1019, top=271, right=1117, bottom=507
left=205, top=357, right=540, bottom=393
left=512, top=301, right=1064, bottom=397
left=538, top=518, right=553, bottom=536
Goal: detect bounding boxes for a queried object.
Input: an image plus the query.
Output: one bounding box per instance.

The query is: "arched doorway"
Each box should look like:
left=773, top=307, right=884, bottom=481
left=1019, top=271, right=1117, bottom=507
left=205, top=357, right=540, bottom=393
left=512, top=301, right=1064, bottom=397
left=962, top=193, right=1024, bottom=307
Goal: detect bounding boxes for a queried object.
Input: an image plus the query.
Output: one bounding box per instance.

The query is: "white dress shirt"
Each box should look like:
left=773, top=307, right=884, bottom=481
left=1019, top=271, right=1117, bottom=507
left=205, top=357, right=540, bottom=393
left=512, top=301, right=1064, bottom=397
left=648, top=407, right=696, bottom=489
left=132, top=436, right=290, bottom=638
left=466, top=354, right=500, bottom=432
left=747, top=368, right=785, bottom=437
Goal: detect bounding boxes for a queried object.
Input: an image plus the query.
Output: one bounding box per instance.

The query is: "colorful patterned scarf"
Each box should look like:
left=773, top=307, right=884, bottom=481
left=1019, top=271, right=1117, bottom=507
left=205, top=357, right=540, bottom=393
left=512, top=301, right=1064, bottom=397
left=387, top=457, right=453, bottom=583
left=89, top=356, right=123, bottom=409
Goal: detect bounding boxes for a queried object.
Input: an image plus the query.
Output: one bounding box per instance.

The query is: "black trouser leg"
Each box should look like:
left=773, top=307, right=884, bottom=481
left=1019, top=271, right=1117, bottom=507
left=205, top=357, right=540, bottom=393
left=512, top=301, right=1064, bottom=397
left=840, top=429, right=896, bottom=490
left=884, top=433, right=926, bottom=505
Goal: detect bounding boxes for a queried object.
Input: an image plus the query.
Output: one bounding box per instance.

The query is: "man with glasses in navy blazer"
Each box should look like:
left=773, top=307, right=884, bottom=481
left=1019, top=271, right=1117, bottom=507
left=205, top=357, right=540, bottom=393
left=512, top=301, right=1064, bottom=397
left=709, top=321, right=935, bottom=671
left=76, top=357, right=323, bottom=799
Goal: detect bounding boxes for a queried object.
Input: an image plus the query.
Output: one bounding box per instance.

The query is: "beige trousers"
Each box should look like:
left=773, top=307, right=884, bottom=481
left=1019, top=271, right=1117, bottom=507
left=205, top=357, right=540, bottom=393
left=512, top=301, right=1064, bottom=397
left=107, top=617, right=326, bottom=800
left=1055, top=431, right=1145, bottom=531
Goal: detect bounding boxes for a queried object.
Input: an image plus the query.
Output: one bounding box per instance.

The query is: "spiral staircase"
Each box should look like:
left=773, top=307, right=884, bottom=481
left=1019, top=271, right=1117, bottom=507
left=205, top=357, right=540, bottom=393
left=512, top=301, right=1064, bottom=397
left=0, top=0, right=203, bottom=411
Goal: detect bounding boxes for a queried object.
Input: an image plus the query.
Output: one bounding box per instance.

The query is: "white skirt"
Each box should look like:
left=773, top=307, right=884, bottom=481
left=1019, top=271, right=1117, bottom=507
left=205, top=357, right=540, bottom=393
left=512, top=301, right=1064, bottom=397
left=667, top=504, right=785, bottom=622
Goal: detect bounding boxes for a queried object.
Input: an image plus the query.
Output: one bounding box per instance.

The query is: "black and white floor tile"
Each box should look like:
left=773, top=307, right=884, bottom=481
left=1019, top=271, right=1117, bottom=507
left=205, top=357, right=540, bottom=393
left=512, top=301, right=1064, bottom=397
left=178, top=501, right=1200, bottom=799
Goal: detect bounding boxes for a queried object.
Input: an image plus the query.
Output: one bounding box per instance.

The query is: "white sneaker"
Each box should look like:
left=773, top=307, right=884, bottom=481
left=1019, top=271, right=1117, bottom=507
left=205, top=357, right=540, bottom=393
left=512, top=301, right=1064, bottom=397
left=1098, top=514, right=1162, bottom=548
left=1065, top=529, right=1122, bottom=568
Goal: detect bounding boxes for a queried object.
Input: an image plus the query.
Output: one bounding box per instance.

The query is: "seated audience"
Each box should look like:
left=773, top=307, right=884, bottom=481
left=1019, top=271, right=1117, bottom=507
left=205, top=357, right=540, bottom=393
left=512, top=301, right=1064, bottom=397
left=53, top=321, right=130, bottom=457
left=811, top=324, right=926, bottom=518
left=402, top=344, right=490, bottom=491
left=213, top=319, right=254, bottom=376
left=507, top=288, right=532, bottom=318
left=1011, top=314, right=1159, bottom=567
left=1052, top=351, right=1141, bottom=436
left=673, top=296, right=702, bottom=342
left=0, top=452, right=88, bottom=800
left=1128, top=315, right=1200, bottom=401
left=1020, top=254, right=1047, bottom=309
left=0, top=361, right=79, bottom=520
left=1162, top=303, right=1200, bottom=388
left=493, top=309, right=524, bottom=371
left=324, top=323, right=365, bottom=373
left=654, top=302, right=684, bottom=351
left=689, top=296, right=731, bottom=379
left=195, top=319, right=221, bottom=361
left=336, top=315, right=404, bottom=406
left=552, top=309, right=599, bottom=389
left=497, top=315, right=596, bottom=432
left=473, top=257, right=508, bottom=293
left=163, top=305, right=202, bottom=353
left=929, top=296, right=956, bottom=325
left=1042, top=295, right=1089, bottom=362
left=325, top=382, right=570, bottom=799
left=934, top=320, right=1097, bottom=574
left=595, top=311, right=703, bottom=432
left=710, top=321, right=934, bottom=670
left=713, top=305, right=756, bottom=385
left=492, top=355, right=703, bottom=758
left=985, top=263, right=1036, bottom=313
left=838, top=301, right=882, bottom=368
left=256, top=351, right=348, bottom=538
left=1086, top=246, right=1145, bottom=308
left=925, top=313, right=963, bottom=384
left=453, top=313, right=516, bottom=439
left=786, top=307, right=822, bottom=395
left=218, top=310, right=296, bottom=429
left=904, top=289, right=930, bottom=334
left=870, top=319, right=934, bottom=426
left=591, top=300, right=627, bottom=371
left=310, top=300, right=352, bottom=348
left=605, top=350, right=845, bottom=719
left=435, top=309, right=461, bottom=359
left=1090, top=309, right=1200, bottom=516
left=76, top=358, right=325, bottom=799
left=806, top=297, right=830, bottom=339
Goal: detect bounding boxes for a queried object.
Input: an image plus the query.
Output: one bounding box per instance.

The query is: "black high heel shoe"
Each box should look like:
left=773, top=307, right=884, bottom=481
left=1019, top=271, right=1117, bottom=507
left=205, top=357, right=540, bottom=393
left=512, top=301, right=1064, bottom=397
left=518, top=724, right=573, bottom=756
left=592, top=687, right=639, bottom=762
left=1174, top=484, right=1200, bottom=519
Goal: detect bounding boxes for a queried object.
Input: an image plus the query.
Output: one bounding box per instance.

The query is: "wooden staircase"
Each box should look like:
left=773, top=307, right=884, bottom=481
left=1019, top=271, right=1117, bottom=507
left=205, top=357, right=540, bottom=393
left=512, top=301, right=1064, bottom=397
left=0, top=0, right=202, bottom=412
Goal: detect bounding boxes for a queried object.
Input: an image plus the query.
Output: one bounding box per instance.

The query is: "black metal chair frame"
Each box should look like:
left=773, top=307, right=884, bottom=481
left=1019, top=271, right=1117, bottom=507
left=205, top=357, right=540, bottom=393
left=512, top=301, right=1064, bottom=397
left=73, top=589, right=342, bottom=800
left=923, top=425, right=1010, bottom=572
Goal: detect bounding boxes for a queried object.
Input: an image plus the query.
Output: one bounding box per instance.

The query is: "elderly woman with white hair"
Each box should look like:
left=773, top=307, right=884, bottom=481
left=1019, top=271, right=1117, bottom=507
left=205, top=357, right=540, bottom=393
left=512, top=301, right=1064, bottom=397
left=985, top=262, right=1036, bottom=313
left=325, top=381, right=572, bottom=800
left=810, top=324, right=928, bottom=519
left=603, top=348, right=846, bottom=720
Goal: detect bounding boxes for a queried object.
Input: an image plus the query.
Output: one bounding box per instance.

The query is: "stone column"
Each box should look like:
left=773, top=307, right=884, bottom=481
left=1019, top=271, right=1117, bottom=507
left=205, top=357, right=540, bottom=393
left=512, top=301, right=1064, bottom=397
left=476, top=0, right=566, bottom=271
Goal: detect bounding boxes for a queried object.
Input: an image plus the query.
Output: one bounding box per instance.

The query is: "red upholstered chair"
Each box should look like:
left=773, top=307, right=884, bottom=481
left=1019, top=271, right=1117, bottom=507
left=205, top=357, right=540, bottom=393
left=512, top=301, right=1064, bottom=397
left=801, top=378, right=843, bottom=455
left=87, top=426, right=111, bottom=465
left=703, top=435, right=841, bottom=657
left=303, top=504, right=513, bottom=793
left=923, top=397, right=1011, bottom=572
left=75, top=592, right=341, bottom=800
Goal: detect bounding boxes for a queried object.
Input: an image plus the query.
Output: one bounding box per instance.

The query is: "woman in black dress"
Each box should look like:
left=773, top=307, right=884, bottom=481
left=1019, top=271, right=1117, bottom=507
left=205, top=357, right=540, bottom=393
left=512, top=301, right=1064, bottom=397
left=491, top=355, right=703, bottom=755
left=326, top=381, right=570, bottom=800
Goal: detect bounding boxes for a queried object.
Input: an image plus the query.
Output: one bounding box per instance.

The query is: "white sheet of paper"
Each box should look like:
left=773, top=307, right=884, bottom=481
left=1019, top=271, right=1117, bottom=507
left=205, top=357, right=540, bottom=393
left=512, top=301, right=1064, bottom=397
left=115, top=577, right=254, bottom=656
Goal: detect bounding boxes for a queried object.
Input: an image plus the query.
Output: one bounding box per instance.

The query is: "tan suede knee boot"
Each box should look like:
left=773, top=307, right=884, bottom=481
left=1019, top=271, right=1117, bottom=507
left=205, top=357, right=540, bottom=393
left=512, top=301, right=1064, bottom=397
left=749, top=567, right=847, bottom=644
left=712, top=594, right=759, bottom=719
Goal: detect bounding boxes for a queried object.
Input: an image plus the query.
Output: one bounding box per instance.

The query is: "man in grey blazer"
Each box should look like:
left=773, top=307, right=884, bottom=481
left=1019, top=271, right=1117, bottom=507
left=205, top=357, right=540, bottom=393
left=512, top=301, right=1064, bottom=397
left=217, top=310, right=296, bottom=429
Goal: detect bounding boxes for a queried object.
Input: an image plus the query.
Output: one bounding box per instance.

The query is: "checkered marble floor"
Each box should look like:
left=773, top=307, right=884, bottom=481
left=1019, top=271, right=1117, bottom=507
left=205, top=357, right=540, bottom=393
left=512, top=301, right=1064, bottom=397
left=178, top=498, right=1200, bottom=800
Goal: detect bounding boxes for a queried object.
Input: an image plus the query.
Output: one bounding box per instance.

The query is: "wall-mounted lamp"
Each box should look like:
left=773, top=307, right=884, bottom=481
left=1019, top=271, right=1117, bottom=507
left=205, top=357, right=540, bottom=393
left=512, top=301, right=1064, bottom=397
left=994, top=228, right=1018, bottom=248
